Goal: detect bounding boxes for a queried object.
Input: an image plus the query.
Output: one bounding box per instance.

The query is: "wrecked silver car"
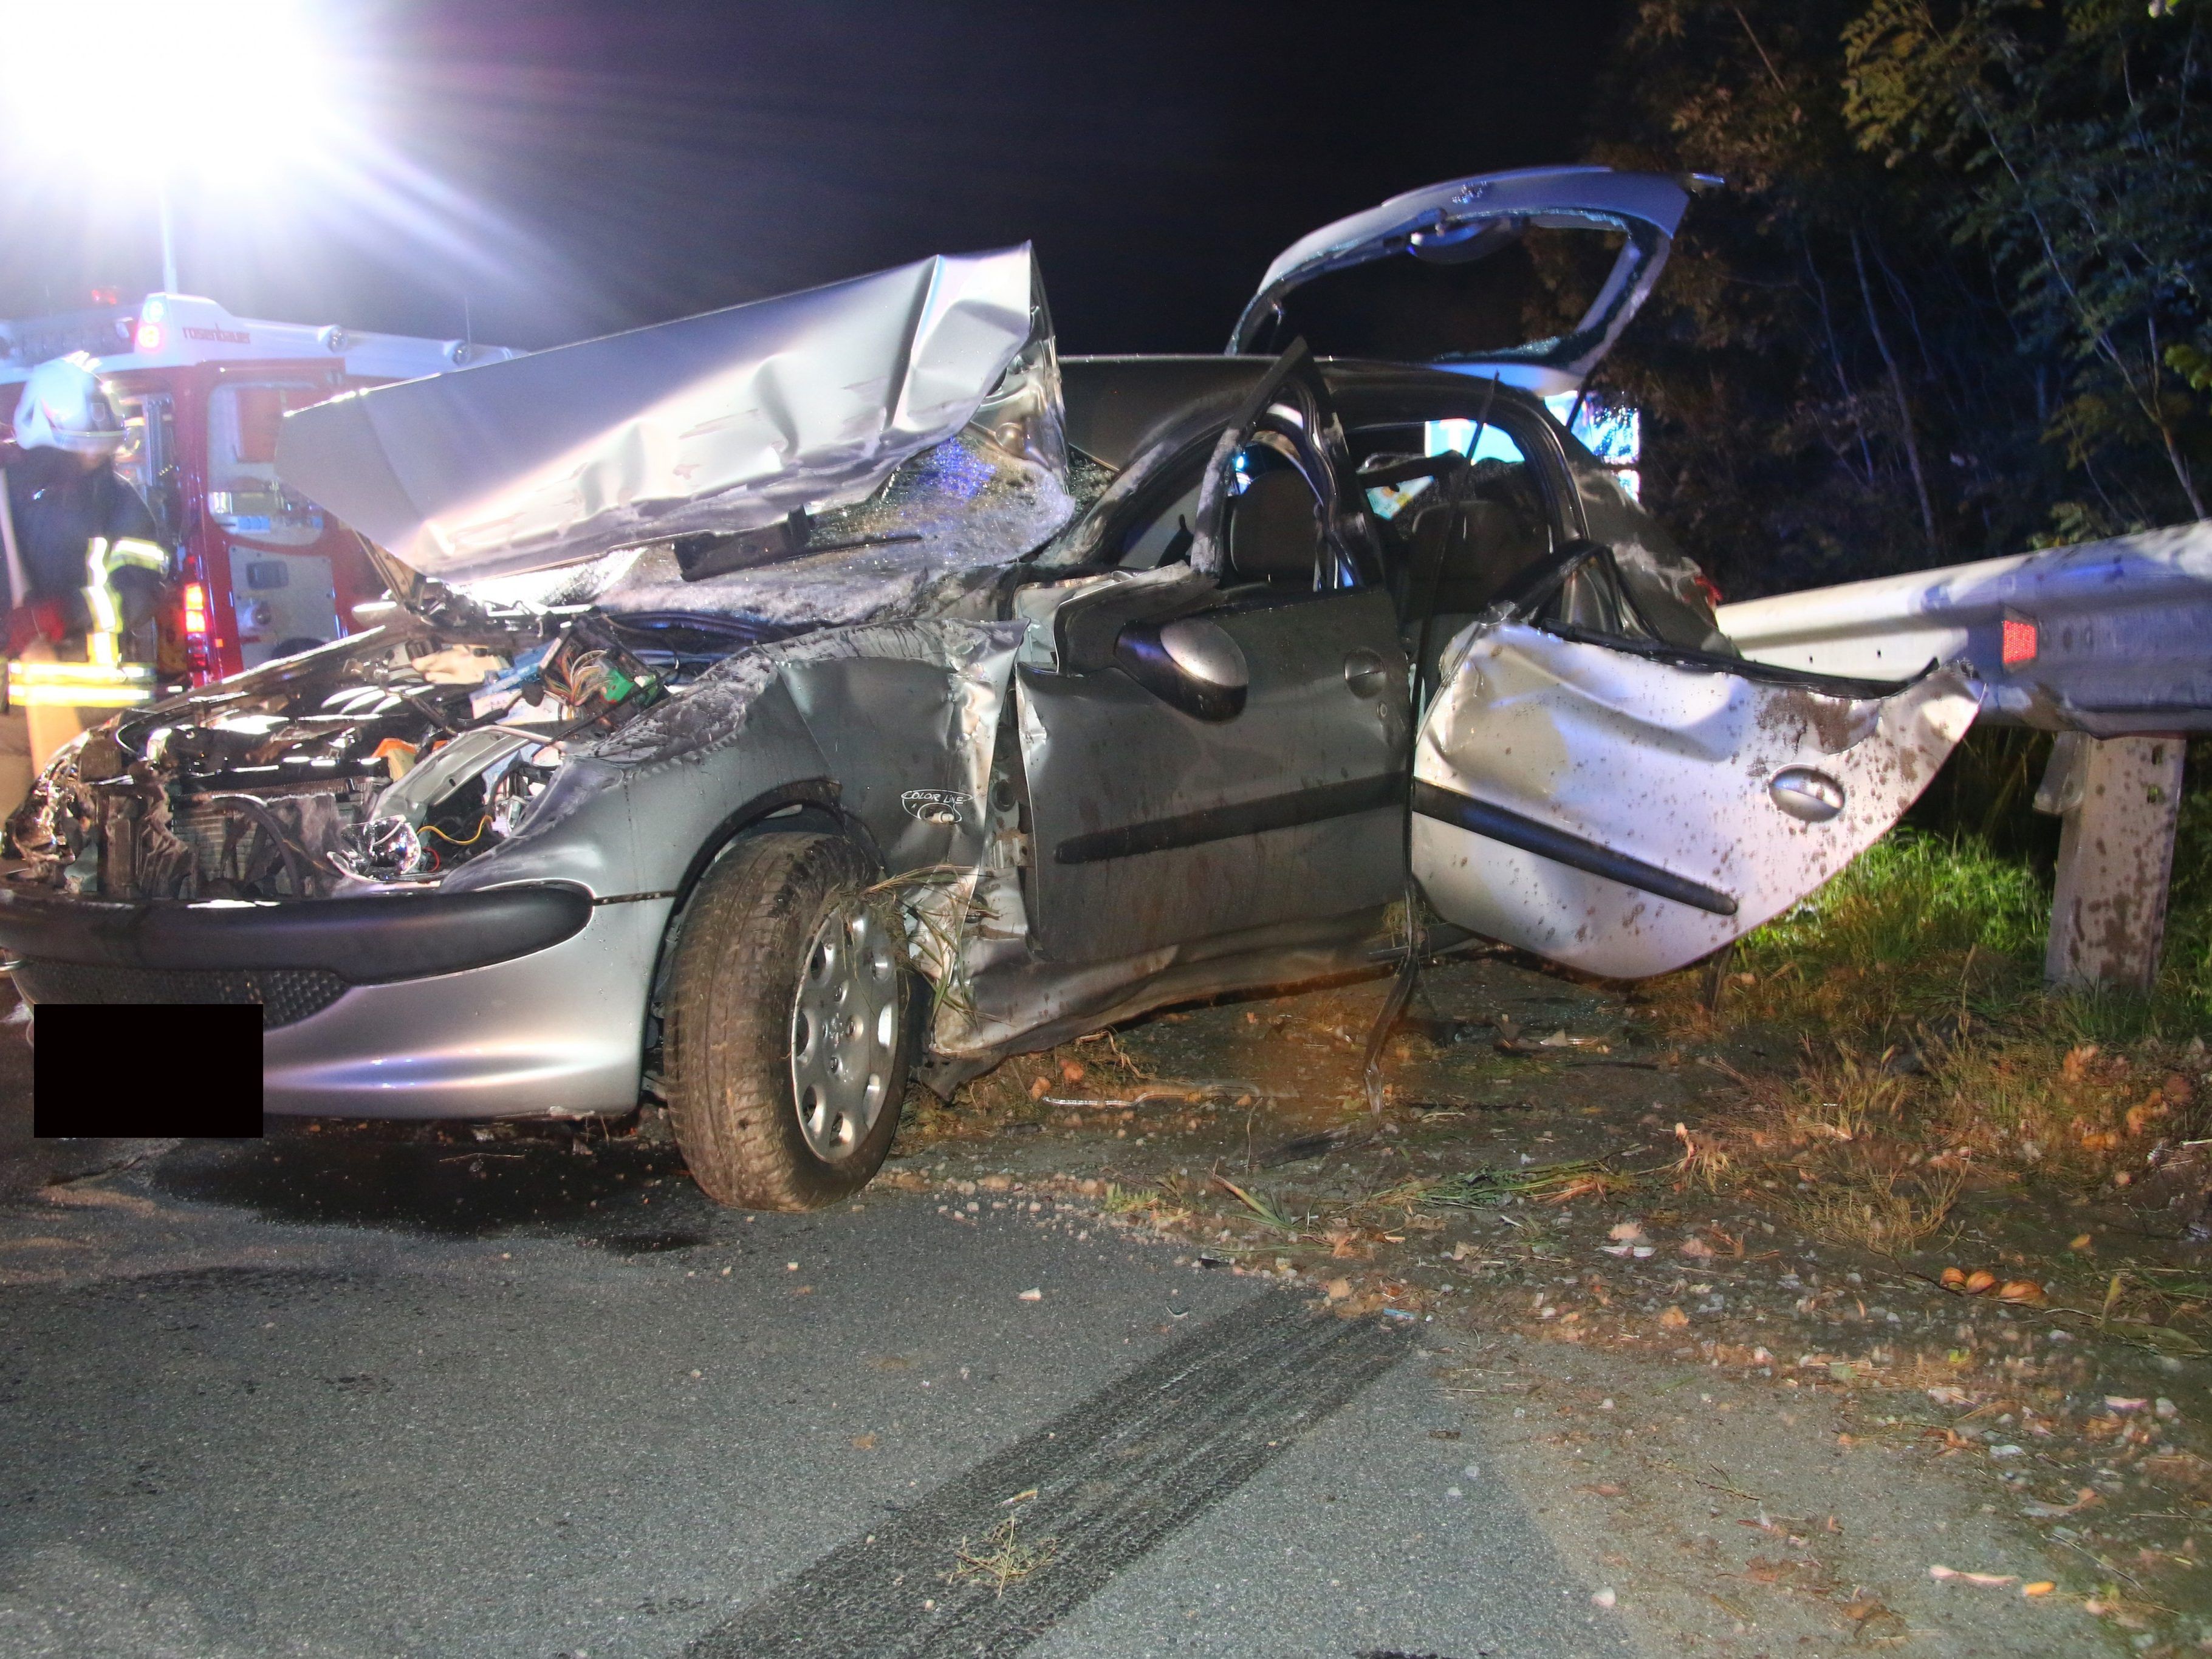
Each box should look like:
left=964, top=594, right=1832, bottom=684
left=0, top=169, right=1976, bottom=1209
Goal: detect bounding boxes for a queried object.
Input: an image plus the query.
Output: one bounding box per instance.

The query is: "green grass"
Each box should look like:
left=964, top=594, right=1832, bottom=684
left=2159, top=782, right=2212, bottom=1024
left=1745, top=827, right=2048, bottom=969
left=1642, top=740, right=2212, bottom=1239
left=1726, top=739, right=2212, bottom=1040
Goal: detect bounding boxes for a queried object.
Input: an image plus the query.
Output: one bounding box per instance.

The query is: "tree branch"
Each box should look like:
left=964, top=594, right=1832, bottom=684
left=1853, top=228, right=1941, bottom=549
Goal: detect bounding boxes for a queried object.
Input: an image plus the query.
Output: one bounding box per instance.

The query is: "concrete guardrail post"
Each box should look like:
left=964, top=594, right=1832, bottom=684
left=2034, top=733, right=2187, bottom=992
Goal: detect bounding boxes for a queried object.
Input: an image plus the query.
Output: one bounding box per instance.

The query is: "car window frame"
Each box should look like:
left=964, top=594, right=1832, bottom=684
left=1347, top=395, right=1584, bottom=549
left=1103, top=439, right=1214, bottom=571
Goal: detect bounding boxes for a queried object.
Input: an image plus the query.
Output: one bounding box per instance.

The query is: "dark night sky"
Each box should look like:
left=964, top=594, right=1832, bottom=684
left=0, top=1, right=1629, bottom=355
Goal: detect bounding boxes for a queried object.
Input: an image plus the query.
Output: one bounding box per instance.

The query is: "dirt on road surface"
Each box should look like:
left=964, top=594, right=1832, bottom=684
left=884, top=946, right=2210, bottom=1657
left=4, top=946, right=2206, bottom=1657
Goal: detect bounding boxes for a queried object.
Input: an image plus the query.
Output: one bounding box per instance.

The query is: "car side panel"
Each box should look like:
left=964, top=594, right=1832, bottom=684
left=1019, top=586, right=1409, bottom=963
left=781, top=656, right=995, bottom=873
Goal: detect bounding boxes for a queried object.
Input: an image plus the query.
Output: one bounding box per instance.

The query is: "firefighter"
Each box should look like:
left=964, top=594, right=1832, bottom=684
left=0, top=354, right=168, bottom=799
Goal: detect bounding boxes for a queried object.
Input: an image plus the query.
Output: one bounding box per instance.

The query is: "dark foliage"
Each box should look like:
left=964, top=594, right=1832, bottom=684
left=1562, top=0, right=2211, bottom=600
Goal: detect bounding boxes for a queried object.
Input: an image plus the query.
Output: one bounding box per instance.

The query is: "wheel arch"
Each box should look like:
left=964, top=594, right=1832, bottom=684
left=639, top=779, right=887, bottom=1081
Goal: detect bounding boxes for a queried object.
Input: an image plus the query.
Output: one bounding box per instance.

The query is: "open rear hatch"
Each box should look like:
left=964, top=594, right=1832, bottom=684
left=1229, top=166, right=1700, bottom=395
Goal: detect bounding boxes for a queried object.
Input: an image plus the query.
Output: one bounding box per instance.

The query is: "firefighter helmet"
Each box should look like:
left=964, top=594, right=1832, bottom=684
left=11, top=354, right=128, bottom=456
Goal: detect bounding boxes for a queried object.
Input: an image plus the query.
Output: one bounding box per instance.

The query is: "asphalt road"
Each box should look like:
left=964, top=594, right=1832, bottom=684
left=0, top=1113, right=1630, bottom=1659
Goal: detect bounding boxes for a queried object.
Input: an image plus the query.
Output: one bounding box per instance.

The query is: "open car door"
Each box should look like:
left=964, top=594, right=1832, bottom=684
left=1409, top=550, right=1979, bottom=978
left=1230, top=165, right=1702, bottom=395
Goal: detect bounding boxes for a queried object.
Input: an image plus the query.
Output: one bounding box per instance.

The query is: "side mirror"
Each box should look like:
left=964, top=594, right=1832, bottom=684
left=1114, top=615, right=1248, bottom=722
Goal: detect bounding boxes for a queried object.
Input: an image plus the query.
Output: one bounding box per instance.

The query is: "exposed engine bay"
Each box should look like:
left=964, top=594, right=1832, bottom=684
left=5, top=597, right=699, bottom=902
left=4, top=409, right=1071, bottom=907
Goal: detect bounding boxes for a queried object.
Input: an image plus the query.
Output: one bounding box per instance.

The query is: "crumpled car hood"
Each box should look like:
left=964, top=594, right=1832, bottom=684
left=275, top=245, right=1059, bottom=585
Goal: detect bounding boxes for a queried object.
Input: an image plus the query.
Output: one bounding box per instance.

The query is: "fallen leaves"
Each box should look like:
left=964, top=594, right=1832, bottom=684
left=2140, top=1451, right=2212, bottom=1494
left=1659, top=1305, right=1691, bottom=1329
left=1740, top=1553, right=1826, bottom=1587
left=1838, top=1593, right=1905, bottom=1638
left=2018, top=1486, right=2101, bottom=1519
left=1936, top=1265, right=2043, bottom=1303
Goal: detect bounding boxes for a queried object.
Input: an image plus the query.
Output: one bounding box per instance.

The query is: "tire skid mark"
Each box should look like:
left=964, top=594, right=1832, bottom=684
left=691, top=1291, right=1407, bottom=1658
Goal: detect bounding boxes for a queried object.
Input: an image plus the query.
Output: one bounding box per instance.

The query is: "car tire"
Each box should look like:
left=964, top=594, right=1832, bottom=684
left=663, top=831, right=912, bottom=1210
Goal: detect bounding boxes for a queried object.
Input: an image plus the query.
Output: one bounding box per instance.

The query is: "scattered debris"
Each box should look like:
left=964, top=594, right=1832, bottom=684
left=891, top=921, right=2212, bottom=1651
left=1929, top=1565, right=2018, bottom=1588
left=944, top=1517, right=1060, bottom=1596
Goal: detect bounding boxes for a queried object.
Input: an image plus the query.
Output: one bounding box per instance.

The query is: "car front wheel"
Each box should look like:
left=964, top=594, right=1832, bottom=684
left=663, top=831, right=911, bottom=1209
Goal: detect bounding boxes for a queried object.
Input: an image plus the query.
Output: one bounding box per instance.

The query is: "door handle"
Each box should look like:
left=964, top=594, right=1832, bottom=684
left=1343, top=648, right=1388, bottom=698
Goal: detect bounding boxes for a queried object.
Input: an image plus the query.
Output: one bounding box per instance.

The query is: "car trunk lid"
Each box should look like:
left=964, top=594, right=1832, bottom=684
left=1228, top=166, right=1702, bottom=395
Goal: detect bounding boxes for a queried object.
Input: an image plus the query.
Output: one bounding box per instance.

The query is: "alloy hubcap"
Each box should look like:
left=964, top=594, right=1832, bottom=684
left=789, top=903, right=900, bottom=1160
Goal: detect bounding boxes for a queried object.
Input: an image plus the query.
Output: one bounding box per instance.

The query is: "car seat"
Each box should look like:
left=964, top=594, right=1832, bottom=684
left=1225, top=468, right=1323, bottom=589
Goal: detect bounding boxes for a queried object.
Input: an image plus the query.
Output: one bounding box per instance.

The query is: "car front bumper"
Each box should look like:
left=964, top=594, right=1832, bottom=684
left=0, top=883, right=669, bottom=1119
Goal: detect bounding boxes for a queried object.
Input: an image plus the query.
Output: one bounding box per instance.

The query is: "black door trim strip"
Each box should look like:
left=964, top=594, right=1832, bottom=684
left=1054, top=773, right=1404, bottom=865
left=1412, top=779, right=1739, bottom=917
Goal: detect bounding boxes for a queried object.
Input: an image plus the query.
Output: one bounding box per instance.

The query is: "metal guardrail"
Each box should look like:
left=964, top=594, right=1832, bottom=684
left=1715, top=521, right=2212, bottom=993
left=1717, top=520, right=2212, bottom=736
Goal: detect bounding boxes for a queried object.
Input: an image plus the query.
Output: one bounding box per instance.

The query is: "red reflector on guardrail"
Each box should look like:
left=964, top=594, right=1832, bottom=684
left=2001, top=615, right=2038, bottom=667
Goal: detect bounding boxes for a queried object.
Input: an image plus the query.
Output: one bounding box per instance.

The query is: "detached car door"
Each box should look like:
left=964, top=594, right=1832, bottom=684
left=1408, top=556, right=1978, bottom=977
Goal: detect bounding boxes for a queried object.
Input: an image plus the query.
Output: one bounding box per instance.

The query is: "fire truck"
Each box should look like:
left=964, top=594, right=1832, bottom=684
left=0, top=292, right=518, bottom=685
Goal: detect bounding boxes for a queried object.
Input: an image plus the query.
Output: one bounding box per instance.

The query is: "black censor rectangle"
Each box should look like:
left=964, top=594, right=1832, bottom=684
left=32, top=1004, right=262, bottom=1137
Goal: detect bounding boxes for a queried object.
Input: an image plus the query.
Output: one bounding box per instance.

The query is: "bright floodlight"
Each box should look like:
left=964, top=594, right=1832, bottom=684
left=1, top=0, right=349, bottom=189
